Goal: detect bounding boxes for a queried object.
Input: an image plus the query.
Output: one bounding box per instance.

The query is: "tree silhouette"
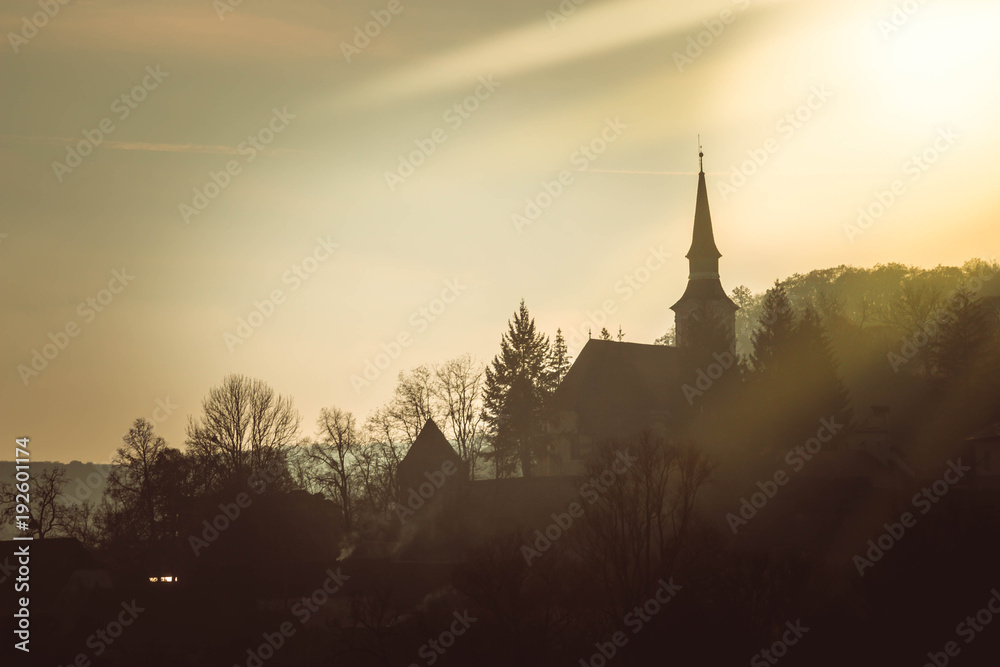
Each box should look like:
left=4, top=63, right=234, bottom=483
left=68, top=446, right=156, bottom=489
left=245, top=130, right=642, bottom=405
left=306, top=407, right=364, bottom=529
left=932, top=287, right=992, bottom=380
left=433, top=354, right=488, bottom=478
left=547, top=329, right=572, bottom=388
left=185, top=374, right=300, bottom=492
left=791, top=306, right=853, bottom=434
left=0, top=466, right=75, bottom=538
left=749, top=281, right=797, bottom=375
left=483, top=300, right=552, bottom=477
left=103, top=418, right=169, bottom=545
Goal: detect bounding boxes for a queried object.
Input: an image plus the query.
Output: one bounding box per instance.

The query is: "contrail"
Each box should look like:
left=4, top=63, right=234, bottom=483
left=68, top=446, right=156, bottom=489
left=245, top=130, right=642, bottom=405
left=582, top=168, right=726, bottom=176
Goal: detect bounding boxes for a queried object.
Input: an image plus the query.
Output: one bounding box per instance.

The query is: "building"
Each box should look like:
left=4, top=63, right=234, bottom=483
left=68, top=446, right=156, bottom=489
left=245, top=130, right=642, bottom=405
left=390, top=149, right=914, bottom=565
left=546, top=150, right=739, bottom=473
left=670, top=149, right=739, bottom=350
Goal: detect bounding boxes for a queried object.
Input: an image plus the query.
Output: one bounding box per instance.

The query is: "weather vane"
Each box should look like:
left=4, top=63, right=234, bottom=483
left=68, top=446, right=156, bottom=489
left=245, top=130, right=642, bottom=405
left=698, top=135, right=704, bottom=172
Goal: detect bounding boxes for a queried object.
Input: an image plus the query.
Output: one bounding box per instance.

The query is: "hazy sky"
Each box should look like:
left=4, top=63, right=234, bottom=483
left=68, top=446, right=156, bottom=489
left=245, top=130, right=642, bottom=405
left=3, top=0, right=999, bottom=463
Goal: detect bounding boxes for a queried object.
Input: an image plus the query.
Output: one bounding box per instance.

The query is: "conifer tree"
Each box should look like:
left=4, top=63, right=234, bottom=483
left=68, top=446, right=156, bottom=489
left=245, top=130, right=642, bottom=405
left=750, top=281, right=797, bottom=376
left=792, top=306, right=853, bottom=433
left=548, top=328, right=572, bottom=388
left=483, top=300, right=552, bottom=477
left=933, top=288, right=991, bottom=380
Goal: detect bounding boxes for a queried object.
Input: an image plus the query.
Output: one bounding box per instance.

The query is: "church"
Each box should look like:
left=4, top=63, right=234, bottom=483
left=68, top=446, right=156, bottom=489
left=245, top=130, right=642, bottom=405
left=389, top=149, right=916, bottom=564
left=544, top=149, right=739, bottom=474
left=390, top=150, right=751, bottom=557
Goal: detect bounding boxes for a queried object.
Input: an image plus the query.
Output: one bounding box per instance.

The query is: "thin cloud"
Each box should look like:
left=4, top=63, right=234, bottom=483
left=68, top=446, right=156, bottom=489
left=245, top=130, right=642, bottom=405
left=333, top=0, right=792, bottom=109
left=0, top=134, right=307, bottom=155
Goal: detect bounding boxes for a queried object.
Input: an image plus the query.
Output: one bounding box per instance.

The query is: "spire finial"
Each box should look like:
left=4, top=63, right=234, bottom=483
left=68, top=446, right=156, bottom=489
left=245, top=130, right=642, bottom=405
left=698, top=135, right=704, bottom=174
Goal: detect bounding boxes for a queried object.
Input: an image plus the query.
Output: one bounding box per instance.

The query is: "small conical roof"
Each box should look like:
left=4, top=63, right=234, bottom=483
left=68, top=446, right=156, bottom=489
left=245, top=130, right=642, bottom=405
left=686, top=157, right=722, bottom=261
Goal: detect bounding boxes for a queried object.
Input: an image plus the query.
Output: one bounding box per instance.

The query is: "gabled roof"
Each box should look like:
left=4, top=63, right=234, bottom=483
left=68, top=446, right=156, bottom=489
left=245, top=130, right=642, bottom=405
left=398, top=419, right=465, bottom=474
left=551, top=339, right=686, bottom=441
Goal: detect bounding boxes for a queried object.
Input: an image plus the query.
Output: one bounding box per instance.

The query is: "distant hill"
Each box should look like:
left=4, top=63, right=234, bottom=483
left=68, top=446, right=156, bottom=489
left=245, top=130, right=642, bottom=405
left=0, top=460, right=112, bottom=540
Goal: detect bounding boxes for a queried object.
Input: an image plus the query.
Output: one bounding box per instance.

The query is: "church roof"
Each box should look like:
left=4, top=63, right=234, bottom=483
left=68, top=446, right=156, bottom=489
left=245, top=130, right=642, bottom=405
left=686, top=167, right=722, bottom=262
left=551, top=339, right=687, bottom=441
left=398, top=419, right=465, bottom=475
left=670, top=276, right=739, bottom=311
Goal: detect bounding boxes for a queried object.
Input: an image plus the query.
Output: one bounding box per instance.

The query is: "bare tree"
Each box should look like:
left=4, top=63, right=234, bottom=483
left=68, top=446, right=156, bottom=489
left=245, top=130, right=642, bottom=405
left=387, top=365, right=440, bottom=445
left=433, top=355, right=487, bottom=478
left=185, top=374, right=300, bottom=490
left=105, top=418, right=168, bottom=543
left=351, top=438, right=403, bottom=517
left=63, top=500, right=99, bottom=550
left=0, top=466, right=75, bottom=538
left=453, top=531, right=573, bottom=660
left=573, top=433, right=711, bottom=621
left=305, top=407, right=363, bottom=529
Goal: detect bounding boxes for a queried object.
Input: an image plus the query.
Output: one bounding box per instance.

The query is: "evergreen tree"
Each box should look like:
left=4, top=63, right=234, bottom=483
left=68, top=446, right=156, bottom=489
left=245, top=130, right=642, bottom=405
left=548, top=328, right=572, bottom=388
left=749, top=281, right=797, bottom=376
left=933, top=288, right=991, bottom=380
left=746, top=282, right=802, bottom=455
left=792, top=306, right=853, bottom=433
left=483, top=300, right=552, bottom=477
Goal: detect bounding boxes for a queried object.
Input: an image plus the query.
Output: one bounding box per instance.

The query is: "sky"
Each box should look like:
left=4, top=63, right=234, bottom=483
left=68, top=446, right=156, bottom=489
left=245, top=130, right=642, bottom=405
left=2, top=0, right=999, bottom=463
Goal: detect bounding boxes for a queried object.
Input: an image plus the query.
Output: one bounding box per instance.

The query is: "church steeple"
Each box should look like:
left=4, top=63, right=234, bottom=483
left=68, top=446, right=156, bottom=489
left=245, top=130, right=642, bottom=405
left=686, top=148, right=723, bottom=280
left=670, top=147, right=738, bottom=349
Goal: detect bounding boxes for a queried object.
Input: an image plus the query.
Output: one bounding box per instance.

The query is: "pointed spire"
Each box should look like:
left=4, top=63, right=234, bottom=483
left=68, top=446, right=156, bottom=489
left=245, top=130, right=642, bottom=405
left=686, top=146, right=722, bottom=272
left=670, top=142, right=738, bottom=349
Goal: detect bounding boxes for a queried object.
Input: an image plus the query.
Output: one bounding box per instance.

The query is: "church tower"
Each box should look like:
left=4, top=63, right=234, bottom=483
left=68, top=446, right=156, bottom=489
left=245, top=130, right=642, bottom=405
left=670, top=148, right=738, bottom=350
